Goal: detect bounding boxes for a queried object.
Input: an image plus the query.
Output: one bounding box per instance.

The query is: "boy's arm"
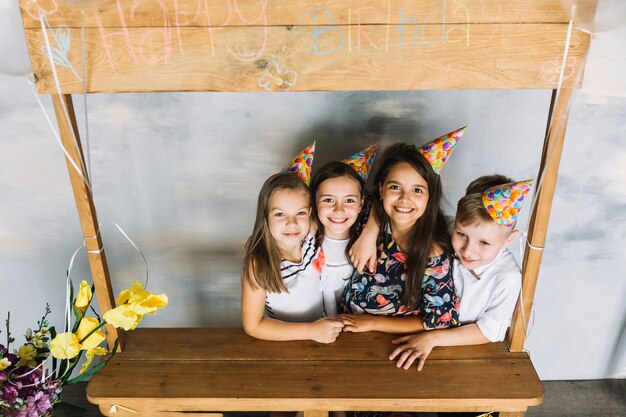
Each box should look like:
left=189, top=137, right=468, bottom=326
left=338, top=314, right=426, bottom=334
left=241, top=270, right=344, bottom=343
left=389, top=324, right=489, bottom=370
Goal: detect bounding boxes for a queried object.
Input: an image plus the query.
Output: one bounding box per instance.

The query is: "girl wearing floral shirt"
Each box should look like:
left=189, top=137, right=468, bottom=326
left=339, top=140, right=461, bottom=333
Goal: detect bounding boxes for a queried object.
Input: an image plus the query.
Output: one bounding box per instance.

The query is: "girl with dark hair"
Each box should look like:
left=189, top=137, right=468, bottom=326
left=339, top=130, right=465, bottom=335
left=309, top=145, right=376, bottom=317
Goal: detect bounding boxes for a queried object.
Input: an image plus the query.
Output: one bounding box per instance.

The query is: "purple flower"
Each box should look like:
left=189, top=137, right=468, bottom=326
left=2, top=384, right=19, bottom=402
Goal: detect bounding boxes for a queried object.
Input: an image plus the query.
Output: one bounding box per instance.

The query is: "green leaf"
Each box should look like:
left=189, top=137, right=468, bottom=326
left=65, top=338, right=119, bottom=385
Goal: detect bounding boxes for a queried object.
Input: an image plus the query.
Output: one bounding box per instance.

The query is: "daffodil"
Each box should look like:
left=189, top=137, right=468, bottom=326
left=79, top=346, right=108, bottom=375
left=50, top=332, right=81, bottom=360
left=104, top=281, right=168, bottom=330
left=16, top=343, right=38, bottom=367
left=75, top=317, right=106, bottom=350
left=103, top=304, right=141, bottom=331
left=74, top=280, right=93, bottom=310
left=0, top=357, right=11, bottom=371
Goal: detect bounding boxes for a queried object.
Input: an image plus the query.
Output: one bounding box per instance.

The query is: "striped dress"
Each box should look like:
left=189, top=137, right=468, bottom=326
left=264, top=233, right=324, bottom=323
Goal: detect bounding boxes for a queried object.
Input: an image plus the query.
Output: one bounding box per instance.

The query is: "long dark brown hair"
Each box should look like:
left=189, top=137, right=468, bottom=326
left=242, top=172, right=311, bottom=293
left=310, top=161, right=365, bottom=256
left=371, top=143, right=452, bottom=309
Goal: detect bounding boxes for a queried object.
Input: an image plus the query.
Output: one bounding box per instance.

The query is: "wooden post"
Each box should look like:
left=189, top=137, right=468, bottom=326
left=506, top=87, right=574, bottom=351
left=51, top=94, right=123, bottom=350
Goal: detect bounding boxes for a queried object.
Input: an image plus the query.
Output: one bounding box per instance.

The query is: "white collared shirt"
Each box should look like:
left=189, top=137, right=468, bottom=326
left=453, top=248, right=521, bottom=342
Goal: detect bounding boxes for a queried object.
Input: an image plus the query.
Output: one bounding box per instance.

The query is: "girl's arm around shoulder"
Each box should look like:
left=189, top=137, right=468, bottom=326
left=389, top=324, right=490, bottom=371
left=241, top=267, right=344, bottom=343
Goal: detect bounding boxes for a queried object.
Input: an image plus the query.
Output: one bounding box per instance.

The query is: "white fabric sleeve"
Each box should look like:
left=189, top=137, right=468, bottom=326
left=476, top=275, right=521, bottom=342
left=323, top=289, right=338, bottom=318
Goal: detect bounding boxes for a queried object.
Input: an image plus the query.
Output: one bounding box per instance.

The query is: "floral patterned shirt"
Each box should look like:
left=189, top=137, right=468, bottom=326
left=342, top=231, right=460, bottom=329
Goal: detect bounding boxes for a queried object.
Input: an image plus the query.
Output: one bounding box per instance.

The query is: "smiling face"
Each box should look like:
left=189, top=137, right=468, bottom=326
left=267, top=188, right=311, bottom=253
left=315, top=175, right=363, bottom=240
left=451, top=219, right=518, bottom=270
left=380, top=162, right=429, bottom=233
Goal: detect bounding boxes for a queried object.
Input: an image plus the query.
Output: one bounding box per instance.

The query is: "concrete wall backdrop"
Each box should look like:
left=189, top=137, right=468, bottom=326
left=1, top=27, right=624, bottom=381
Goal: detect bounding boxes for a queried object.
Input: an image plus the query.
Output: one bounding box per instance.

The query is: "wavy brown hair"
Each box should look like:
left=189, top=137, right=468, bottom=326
left=371, top=143, right=452, bottom=309
left=242, top=172, right=311, bottom=293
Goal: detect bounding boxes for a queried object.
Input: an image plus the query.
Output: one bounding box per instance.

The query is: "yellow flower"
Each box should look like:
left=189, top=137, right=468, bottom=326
left=105, top=281, right=168, bottom=330
left=129, top=292, right=169, bottom=316
left=0, top=357, right=12, bottom=371
left=50, top=332, right=81, bottom=359
left=75, top=317, right=106, bottom=350
left=17, top=343, right=38, bottom=366
left=79, top=346, right=108, bottom=375
left=18, top=343, right=37, bottom=361
left=103, top=304, right=141, bottom=331
left=74, top=280, right=93, bottom=310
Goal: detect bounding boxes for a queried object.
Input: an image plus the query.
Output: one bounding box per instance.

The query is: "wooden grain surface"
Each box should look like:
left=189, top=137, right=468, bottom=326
left=118, top=328, right=523, bottom=361
left=19, top=0, right=568, bottom=28
left=86, top=328, right=543, bottom=414
left=24, top=23, right=589, bottom=93
left=87, top=359, right=542, bottom=411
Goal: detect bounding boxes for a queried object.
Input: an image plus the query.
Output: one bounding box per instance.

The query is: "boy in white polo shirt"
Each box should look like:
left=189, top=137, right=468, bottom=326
left=389, top=174, right=533, bottom=371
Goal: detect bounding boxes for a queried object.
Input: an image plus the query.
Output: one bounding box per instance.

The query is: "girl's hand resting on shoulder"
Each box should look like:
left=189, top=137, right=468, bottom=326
left=311, top=318, right=344, bottom=343
left=337, top=314, right=377, bottom=333
left=389, top=332, right=436, bottom=371
left=349, top=228, right=378, bottom=274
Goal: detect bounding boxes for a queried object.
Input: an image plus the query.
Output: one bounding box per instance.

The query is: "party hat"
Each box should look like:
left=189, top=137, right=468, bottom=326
left=417, top=126, right=467, bottom=174
left=283, top=141, right=316, bottom=185
left=482, top=179, right=534, bottom=227
left=341, top=144, right=378, bottom=180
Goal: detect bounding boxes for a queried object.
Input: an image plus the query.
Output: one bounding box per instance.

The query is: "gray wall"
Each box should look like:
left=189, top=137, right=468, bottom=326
left=1, top=28, right=624, bottom=381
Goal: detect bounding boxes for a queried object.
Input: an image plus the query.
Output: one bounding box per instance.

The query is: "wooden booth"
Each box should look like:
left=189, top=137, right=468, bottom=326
left=19, top=0, right=590, bottom=415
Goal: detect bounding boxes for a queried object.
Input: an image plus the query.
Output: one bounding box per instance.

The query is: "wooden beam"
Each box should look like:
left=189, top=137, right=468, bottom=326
left=51, top=94, right=123, bottom=351
left=19, top=0, right=569, bottom=29
left=25, top=23, right=589, bottom=93
left=506, top=87, right=575, bottom=351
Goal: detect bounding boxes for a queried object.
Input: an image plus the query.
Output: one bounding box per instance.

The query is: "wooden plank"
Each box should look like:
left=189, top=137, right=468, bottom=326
left=117, top=328, right=524, bottom=361
left=86, top=358, right=543, bottom=412
left=51, top=94, right=123, bottom=350
left=507, top=88, right=575, bottom=351
left=25, top=24, right=589, bottom=93
left=19, top=0, right=569, bottom=28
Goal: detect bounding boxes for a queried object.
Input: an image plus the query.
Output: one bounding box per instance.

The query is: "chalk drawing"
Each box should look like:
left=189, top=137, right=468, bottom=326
left=421, top=0, right=446, bottom=46
left=22, top=0, right=58, bottom=20
left=202, top=0, right=232, bottom=58
left=39, top=19, right=82, bottom=82
left=94, top=0, right=139, bottom=70
left=354, top=7, right=380, bottom=50
left=133, top=0, right=173, bottom=65
left=258, top=60, right=297, bottom=91
left=173, top=0, right=203, bottom=54
left=541, top=55, right=578, bottom=85
left=447, top=5, right=470, bottom=46
left=227, top=0, right=268, bottom=61
left=302, top=8, right=345, bottom=55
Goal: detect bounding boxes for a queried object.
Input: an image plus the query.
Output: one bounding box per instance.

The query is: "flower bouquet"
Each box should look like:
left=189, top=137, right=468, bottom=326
left=0, top=280, right=167, bottom=416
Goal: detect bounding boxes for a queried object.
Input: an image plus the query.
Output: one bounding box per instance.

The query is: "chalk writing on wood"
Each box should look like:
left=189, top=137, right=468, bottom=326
left=23, top=0, right=481, bottom=71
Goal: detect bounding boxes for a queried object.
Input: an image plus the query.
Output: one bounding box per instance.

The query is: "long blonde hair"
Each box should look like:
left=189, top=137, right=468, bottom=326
left=242, top=172, right=311, bottom=293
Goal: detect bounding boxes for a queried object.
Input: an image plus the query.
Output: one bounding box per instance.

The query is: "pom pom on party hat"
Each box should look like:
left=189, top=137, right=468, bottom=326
left=341, top=144, right=378, bottom=181
left=417, top=126, right=467, bottom=174
left=283, top=141, right=316, bottom=185
left=482, top=179, right=534, bottom=227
